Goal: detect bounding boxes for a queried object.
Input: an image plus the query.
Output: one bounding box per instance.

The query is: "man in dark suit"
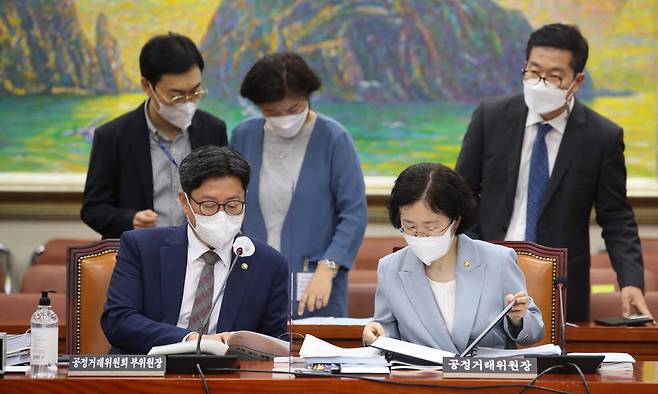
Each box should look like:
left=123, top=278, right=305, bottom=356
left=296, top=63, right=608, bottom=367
left=82, top=33, right=227, bottom=239
left=456, top=23, right=653, bottom=322
left=102, top=146, right=289, bottom=354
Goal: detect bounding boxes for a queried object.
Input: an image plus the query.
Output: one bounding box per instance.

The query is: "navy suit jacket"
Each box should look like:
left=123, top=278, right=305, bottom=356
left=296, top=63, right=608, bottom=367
left=101, top=224, right=289, bottom=354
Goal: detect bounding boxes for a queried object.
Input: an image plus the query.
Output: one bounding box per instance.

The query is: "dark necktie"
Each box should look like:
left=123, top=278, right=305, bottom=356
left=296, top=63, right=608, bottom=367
left=525, top=123, right=552, bottom=242
left=187, top=250, right=220, bottom=333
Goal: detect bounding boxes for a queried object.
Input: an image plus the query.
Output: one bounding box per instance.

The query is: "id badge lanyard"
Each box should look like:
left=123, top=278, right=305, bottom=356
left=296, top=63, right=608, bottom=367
left=152, top=134, right=179, bottom=167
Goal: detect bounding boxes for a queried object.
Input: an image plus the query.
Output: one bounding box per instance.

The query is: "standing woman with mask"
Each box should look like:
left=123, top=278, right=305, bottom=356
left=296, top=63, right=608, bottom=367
left=362, top=163, right=544, bottom=353
left=230, top=52, right=367, bottom=318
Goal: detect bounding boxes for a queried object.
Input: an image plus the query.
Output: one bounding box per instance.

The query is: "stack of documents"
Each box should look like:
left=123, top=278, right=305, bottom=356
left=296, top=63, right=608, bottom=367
left=6, top=333, right=31, bottom=366
left=299, top=335, right=388, bottom=373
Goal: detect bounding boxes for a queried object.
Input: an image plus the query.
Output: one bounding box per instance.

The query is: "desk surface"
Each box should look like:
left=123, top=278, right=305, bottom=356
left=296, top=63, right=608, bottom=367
left=566, top=322, right=658, bottom=360
left=2, top=361, right=657, bottom=393
left=2, top=322, right=657, bottom=360
left=292, top=322, right=658, bottom=360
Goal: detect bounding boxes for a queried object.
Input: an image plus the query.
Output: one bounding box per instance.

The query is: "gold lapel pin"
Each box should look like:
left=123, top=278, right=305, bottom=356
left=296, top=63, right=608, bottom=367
left=463, top=260, right=471, bottom=269
left=240, top=262, right=249, bottom=270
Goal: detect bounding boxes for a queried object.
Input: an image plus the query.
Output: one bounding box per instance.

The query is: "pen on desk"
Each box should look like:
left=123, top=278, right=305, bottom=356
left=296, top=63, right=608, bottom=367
left=565, top=322, right=578, bottom=327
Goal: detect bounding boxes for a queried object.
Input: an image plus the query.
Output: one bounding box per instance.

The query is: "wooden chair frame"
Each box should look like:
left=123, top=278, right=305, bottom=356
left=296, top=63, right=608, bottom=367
left=66, top=239, right=119, bottom=354
left=493, top=241, right=567, bottom=346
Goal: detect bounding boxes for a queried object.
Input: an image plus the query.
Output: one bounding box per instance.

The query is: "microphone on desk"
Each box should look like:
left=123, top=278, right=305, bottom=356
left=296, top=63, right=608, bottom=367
left=157, top=236, right=256, bottom=374
left=528, top=276, right=604, bottom=374
left=194, top=236, right=256, bottom=355
left=555, top=276, right=568, bottom=356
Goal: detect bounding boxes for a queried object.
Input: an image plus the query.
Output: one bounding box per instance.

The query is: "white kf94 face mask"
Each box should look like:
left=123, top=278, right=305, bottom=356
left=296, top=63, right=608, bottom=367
left=264, top=106, right=309, bottom=138
left=151, top=86, right=198, bottom=130
left=523, top=79, right=573, bottom=115
left=403, top=221, right=456, bottom=265
left=185, top=194, right=243, bottom=250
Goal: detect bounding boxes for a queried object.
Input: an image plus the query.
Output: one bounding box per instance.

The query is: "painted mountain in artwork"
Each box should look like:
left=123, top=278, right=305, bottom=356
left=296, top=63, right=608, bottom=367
left=0, top=0, right=129, bottom=95
left=201, top=0, right=592, bottom=103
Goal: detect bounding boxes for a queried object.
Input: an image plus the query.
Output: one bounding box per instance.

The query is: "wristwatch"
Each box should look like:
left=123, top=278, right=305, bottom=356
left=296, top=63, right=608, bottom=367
left=318, top=259, right=338, bottom=278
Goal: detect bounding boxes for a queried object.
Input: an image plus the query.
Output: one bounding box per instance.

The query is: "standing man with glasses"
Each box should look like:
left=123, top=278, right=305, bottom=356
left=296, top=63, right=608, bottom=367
left=82, top=33, right=227, bottom=239
left=456, top=23, right=653, bottom=323
left=102, top=146, right=288, bottom=354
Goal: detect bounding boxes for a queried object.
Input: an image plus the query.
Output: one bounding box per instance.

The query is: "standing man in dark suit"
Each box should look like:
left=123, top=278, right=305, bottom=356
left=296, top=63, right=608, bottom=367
left=102, top=146, right=289, bottom=354
left=456, top=23, right=653, bottom=322
left=82, top=33, right=227, bottom=239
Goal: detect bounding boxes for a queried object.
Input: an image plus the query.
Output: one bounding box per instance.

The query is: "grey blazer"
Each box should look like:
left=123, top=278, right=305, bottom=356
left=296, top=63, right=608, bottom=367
left=374, top=234, right=544, bottom=354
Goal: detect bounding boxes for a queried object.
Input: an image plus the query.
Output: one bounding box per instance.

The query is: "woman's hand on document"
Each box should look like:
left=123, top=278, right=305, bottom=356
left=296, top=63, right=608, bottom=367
left=362, top=322, right=386, bottom=346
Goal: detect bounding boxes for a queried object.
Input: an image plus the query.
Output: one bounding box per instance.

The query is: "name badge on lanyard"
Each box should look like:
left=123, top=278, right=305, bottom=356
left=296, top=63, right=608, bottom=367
left=296, top=258, right=313, bottom=301
left=152, top=134, right=179, bottom=167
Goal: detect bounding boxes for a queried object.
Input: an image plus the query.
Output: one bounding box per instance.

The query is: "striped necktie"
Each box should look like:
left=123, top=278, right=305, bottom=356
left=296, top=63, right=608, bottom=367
left=187, top=250, right=220, bottom=333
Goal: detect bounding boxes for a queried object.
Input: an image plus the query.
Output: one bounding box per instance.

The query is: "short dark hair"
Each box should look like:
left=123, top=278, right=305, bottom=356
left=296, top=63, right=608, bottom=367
left=240, top=52, right=322, bottom=105
left=179, top=146, right=251, bottom=195
left=387, top=163, right=477, bottom=234
left=526, top=23, right=589, bottom=74
left=139, top=33, right=204, bottom=86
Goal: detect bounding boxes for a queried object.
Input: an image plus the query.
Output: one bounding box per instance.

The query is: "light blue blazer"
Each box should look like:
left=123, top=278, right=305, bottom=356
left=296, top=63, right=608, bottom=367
left=230, top=113, right=368, bottom=317
left=374, top=234, right=544, bottom=354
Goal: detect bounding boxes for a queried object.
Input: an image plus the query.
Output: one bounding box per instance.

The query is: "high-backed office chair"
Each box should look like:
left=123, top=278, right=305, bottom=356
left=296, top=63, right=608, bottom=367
left=353, top=237, right=402, bottom=271
left=66, top=239, right=119, bottom=355
left=348, top=237, right=401, bottom=317
left=33, top=238, right=98, bottom=265
left=21, top=264, right=67, bottom=294
left=493, top=241, right=567, bottom=347
left=0, top=292, right=67, bottom=325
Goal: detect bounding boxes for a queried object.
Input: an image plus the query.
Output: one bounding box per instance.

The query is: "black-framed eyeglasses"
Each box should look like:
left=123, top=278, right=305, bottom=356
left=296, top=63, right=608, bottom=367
left=155, top=85, right=208, bottom=106
left=188, top=194, right=245, bottom=216
left=521, top=68, right=563, bottom=90
left=399, top=220, right=453, bottom=237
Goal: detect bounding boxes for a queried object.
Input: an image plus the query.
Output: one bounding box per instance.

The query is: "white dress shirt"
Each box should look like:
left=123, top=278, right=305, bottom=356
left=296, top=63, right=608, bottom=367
left=176, top=225, right=232, bottom=334
left=426, top=277, right=456, bottom=335
left=505, top=99, right=574, bottom=241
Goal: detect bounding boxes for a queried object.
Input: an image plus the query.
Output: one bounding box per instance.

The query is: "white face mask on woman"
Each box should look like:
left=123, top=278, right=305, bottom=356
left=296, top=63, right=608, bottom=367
left=185, top=194, right=243, bottom=250
left=403, top=221, right=456, bottom=265
left=264, top=106, right=309, bottom=138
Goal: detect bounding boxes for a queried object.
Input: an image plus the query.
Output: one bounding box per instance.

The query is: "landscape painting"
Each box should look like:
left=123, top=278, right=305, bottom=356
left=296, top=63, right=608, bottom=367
left=1, top=0, right=655, bottom=181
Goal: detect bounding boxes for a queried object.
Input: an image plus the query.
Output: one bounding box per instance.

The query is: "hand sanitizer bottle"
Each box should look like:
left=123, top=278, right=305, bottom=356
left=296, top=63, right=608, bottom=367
left=30, top=290, right=58, bottom=378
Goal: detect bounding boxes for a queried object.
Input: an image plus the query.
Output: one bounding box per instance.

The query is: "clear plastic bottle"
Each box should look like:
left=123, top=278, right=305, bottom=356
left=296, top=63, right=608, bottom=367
left=30, top=290, right=58, bottom=378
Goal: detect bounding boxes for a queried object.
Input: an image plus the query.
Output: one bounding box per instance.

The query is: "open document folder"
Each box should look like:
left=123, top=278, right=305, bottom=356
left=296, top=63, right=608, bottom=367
left=148, top=331, right=289, bottom=360
left=371, top=336, right=455, bottom=366
left=299, top=335, right=387, bottom=366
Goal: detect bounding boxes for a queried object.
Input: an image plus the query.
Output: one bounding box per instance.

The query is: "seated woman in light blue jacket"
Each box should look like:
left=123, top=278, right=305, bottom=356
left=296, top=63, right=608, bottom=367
left=230, top=52, right=367, bottom=318
left=363, top=163, right=543, bottom=353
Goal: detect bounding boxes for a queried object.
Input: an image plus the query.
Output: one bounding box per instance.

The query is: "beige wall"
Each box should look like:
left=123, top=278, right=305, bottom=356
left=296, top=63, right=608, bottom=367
left=2, top=219, right=658, bottom=292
